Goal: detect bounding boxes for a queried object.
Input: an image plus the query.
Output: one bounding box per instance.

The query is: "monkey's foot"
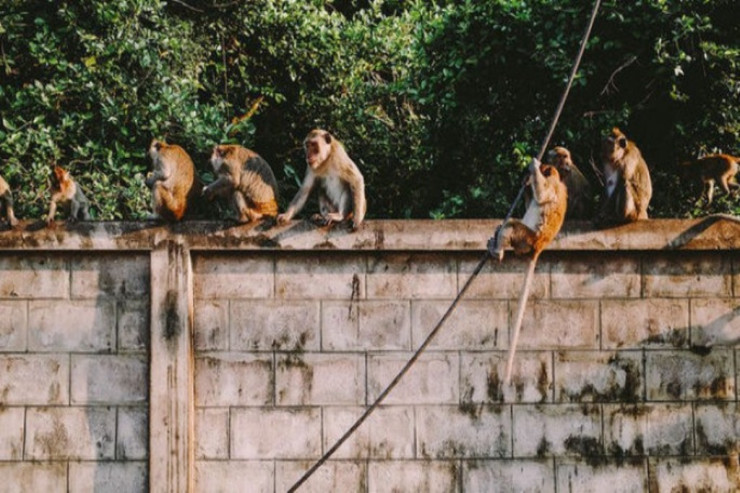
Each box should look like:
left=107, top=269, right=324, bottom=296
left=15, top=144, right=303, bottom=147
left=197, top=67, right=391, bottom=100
left=311, top=214, right=332, bottom=227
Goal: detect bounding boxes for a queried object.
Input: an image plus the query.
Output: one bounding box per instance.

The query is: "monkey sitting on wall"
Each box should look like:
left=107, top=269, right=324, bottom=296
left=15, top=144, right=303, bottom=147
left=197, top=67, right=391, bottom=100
left=681, top=154, right=740, bottom=205
left=547, top=146, right=592, bottom=220
left=277, top=129, right=366, bottom=230
left=146, top=139, right=199, bottom=221
left=0, top=174, right=19, bottom=228
left=596, top=127, right=652, bottom=226
left=47, top=165, right=90, bottom=226
left=202, top=144, right=279, bottom=223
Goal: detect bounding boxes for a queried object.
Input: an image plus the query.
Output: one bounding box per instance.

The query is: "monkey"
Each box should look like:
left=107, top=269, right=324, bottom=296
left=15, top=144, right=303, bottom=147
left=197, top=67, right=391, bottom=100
left=595, top=127, right=652, bottom=226
left=277, top=129, right=366, bottom=230
left=490, top=157, right=567, bottom=385
left=47, top=165, right=90, bottom=226
left=202, top=144, right=279, bottom=223
left=547, top=146, right=592, bottom=220
left=0, top=175, right=19, bottom=228
left=145, top=139, right=199, bottom=221
left=681, top=154, right=740, bottom=205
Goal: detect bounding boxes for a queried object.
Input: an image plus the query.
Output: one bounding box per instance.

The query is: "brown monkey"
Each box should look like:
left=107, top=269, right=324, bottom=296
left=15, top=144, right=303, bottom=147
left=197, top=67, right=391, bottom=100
left=0, top=175, right=19, bottom=227
left=547, top=146, right=592, bottom=220
left=146, top=139, right=198, bottom=221
left=277, top=129, right=366, bottom=230
left=681, top=154, right=740, bottom=205
left=203, top=144, right=279, bottom=223
left=596, top=127, right=652, bottom=226
left=47, top=165, right=90, bottom=225
left=491, top=158, right=567, bottom=385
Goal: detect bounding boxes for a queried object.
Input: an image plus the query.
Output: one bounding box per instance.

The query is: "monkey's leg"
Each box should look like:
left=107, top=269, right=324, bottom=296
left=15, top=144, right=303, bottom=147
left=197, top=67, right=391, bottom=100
left=314, top=192, right=340, bottom=225
left=68, top=199, right=81, bottom=223
left=232, top=191, right=260, bottom=223
left=706, top=180, right=716, bottom=205
left=157, top=184, right=186, bottom=220
left=1, top=192, right=19, bottom=227
left=503, top=257, right=537, bottom=385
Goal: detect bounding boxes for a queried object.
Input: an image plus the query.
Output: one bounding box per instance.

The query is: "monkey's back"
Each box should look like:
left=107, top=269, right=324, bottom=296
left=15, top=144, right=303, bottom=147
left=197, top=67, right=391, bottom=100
left=240, top=155, right=279, bottom=216
left=693, top=154, right=739, bottom=180
left=161, top=144, right=197, bottom=220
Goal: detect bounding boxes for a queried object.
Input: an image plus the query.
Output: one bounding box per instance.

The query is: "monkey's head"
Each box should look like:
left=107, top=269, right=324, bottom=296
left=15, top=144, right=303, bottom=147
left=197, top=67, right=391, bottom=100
left=51, top=166, right=68, bottom=189
left=539, top=163, right=561, bottom=184
left=149, top=139, right=165, bottom=162
left=602, top=127, right=629, bottom=165
left=210, top=145, right=234, bottom=173
left=304, top=129, right=333, bottom=170
left=547, top=146, right=574, bottom=177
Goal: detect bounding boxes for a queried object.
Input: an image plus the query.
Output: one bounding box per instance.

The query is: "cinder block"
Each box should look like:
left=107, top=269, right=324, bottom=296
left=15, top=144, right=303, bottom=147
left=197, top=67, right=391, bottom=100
left=276, top=353, right=365, bottom=406
left=195, top=354, right=272, bottom=407
left=603, top=404, right=648, bottom=457
left=460, top=352, right=552, bottom=404
left=29, top=300, right=115, bottom=352
left=230, top=408, right=321, bottom=459
left=276, top=253, right=365, bottom=300
left=276, top=460, right=366, bottom=493
left=554, top=351, right=643, bottom=403
left=230, top=300, right=319, bottom=351
left=71, top=254, right=149, bottom=298
left=368, top=460, right=459, bottom=492
left=411, top=300, right=508, bottom=350
left=0, top=354, right=69, bottom=405
left=367, top=353, right=458, bottom=405
left=196, top=408, right=229, bottom=459
left=515, top=300, right=599, bottom=349
left=643, top=253, right=731, bottom=298
left=193, top=253, right=274, bottom=299
left=0, top=463, right=66, bottom=493
left=322, top=406, right=414, bottom=459
left=464, top=459, right=555, bottom=493
left=367, top=253, right=456, bottom=300
left=117, top=299, right=149, bottom=351
left=194, top=300, right=229, bottom=351
left=71, top=355, right=148, bottom=405
left=645, top=404, right=693, bottom=456
left=459, top=254, right=549, bottom=300
left=117, top=406, right=148, bottom=460
left=195, top=461, right=274, bottom=493
left=690, top=299, right=740, bottom=348
left=0, top=255, right=69, bottom=299
left=649, top=458, right=738, bottom=493
left=322, top=300, right=411, bottom=351
left=0, top=407, right=24, bottom=460
left=694, top=403, right=739, bottom=455
left=68, top=462, right=147, bottom=493
left=25, top=406, right=115, bottom=460
left=0, top=301, right=26, bottom=352
left=645, top=350, right=735, bottom=401
left=602, top=299, right=689, bottom=349
left=556, top=461, right=647, bottom=492
left=512, top=404, right=601, bottom=457
left=550, top=254, right=641, bottom=298
left=417, top=405, right=511, bottom=459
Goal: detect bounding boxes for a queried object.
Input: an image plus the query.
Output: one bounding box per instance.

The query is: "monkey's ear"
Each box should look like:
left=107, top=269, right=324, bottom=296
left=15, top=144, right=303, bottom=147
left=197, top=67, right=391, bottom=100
left=618, top=137, right=627, bottom=149
left=323, top=133, right=332, bottom=144
left=154, top=141, right=162, bottom=151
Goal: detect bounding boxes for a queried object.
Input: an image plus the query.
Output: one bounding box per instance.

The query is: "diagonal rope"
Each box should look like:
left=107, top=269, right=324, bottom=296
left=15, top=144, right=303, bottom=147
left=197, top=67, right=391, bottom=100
left=289, top=2, right=601, bottom=490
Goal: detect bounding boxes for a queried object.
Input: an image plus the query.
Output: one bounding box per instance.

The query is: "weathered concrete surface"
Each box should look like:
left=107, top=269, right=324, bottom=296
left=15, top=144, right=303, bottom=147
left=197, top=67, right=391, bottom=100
left=2, top=216, right=740, bottom=251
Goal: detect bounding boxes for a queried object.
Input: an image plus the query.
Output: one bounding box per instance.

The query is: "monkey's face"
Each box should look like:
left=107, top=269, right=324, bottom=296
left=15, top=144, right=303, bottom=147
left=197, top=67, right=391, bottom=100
left=304, top=132, right=332, bottom=170
left=548, top=147, right=572, bottom=176
left=210, top=145, right=228, bottom=173
left=149, top=139, right=163, bottom=162
left=602, top=128, right=628, bottom=164
left=51, top=166, right=67, bottom=189
left=540, top=164, right=561, bottom=184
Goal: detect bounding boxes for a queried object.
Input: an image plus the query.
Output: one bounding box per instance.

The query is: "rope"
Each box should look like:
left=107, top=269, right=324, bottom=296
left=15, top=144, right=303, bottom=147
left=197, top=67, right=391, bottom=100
left=289, top=2, right=601, bottom=490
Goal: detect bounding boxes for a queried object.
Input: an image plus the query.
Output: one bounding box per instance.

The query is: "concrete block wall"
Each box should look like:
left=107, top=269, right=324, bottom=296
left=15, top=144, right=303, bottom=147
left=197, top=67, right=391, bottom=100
left=0, top=253, right=150, bottom=492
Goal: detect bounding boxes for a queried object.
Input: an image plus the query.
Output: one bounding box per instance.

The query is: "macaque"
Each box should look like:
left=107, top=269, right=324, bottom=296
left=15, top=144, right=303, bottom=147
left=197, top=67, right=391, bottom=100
left=596, top=127, right=652, bottom=226
left=490, top=158, right=567, bottom=385
left=547, top=146, right=592, bottom=220
left=277, top=129, right=366, bottom=230
left=203, top=144, right=279, bottom=223
left=681, top=154, right=740, bottom=205
left=47, top=165, right=90, bottom=225
left=0, top=175, right=19, bottom=227
left=146, top=139, right=199, bottom=221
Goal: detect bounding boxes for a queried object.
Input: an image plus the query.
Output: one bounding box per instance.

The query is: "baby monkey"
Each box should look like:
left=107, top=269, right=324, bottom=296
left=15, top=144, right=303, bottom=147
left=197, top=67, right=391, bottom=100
left=47, top=165, right=90, bottom=226
left=0, top=175, right=19, bottom=227
left=203, top=144, right=279, bottom=223
left=681, top=154, right=740, bottom=205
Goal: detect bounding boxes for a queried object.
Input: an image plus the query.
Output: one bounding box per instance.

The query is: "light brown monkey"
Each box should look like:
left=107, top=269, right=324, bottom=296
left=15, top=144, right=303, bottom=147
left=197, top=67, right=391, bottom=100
left=203, top=144, right=279, bottom=223
left=277, top=129, right=366, bottom=230
left=146, top=139, right=198, bottom=221
left=596, top=127, right=652, bottom=226
left=547, top=146, right=592, bottom=220
left=681, top=154, right=740, bottom=205
left=491, top=158, right=567, bottom=385
left=47, top=165, right=90, bottom=226
left=0, top=175, right=19, bottom=227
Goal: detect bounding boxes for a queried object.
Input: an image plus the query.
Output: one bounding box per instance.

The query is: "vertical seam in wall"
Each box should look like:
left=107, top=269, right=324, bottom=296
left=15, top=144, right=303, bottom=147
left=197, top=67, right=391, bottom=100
left=509, top=404, right=514, bottom=460
left=691, top=401, right=697, bottom=456
left=551, top=456, right=558, bottom=493
left=114, top=406, right=120, bottom=460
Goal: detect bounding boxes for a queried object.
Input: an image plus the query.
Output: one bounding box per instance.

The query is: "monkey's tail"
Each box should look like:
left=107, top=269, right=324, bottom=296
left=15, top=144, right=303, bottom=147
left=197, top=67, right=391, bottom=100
left=503, top=256, right=537, bottom=386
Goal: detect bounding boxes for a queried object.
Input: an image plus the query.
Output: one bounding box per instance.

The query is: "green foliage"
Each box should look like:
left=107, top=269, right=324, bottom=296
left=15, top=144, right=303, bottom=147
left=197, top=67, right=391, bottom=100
left=1, top=0, right=738, bottom=220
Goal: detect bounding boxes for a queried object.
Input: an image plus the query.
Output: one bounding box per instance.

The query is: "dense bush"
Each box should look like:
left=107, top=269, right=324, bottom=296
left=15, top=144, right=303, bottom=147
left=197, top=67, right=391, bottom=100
left=1, top=0, right=738, bottom=220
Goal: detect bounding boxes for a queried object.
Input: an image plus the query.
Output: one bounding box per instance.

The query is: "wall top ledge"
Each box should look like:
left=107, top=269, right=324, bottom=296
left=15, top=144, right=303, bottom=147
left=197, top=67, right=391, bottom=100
left=0, top=217, right=739, bottom=252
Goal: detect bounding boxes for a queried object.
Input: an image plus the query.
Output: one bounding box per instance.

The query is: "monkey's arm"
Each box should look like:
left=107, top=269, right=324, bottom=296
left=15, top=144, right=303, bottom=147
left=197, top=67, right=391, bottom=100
left=349, top=170, right=366, bottom=227
left=202, top=176, right=233, bottom=200
left=529, top=159, right=549, bottom=204
left=145, top=164, right=171, bottom=188
left=47, top=194, right=62, bottom=224
left=278, top=169, right=316, bottom=223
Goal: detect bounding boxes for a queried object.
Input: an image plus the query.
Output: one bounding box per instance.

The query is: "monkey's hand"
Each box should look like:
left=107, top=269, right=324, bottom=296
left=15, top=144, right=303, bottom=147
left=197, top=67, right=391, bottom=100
left=528, top=158, right=541, bottom=174
left=202, top=185, right=214, bottom=201
left=144, top=172, right=156, bottom=188
left=488, top=225, right=505, bottom=261
left=276, top=213, right=291, bottom=225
